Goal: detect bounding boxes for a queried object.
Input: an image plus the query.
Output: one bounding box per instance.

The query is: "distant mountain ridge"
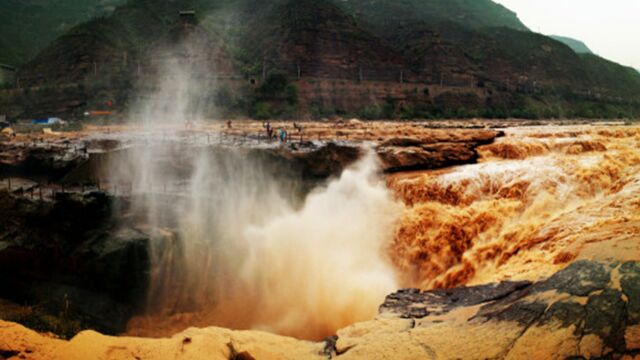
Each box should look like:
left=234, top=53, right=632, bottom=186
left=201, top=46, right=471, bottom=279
left=3, top=0, right=640, bottom=120
left=550, top=35, right=593, bottom=54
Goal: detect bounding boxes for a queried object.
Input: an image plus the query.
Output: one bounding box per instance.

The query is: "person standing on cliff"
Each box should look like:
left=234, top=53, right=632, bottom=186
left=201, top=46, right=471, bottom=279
left=265, top=121, right=273, bottom=140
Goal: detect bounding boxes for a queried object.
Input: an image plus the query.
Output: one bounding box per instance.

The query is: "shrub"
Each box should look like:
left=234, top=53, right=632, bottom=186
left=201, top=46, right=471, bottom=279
left=252, top=101, right=272, bottom=120
left=259, top=71, right=289, bottom=94
left=359, top=104, right=382, bottom=120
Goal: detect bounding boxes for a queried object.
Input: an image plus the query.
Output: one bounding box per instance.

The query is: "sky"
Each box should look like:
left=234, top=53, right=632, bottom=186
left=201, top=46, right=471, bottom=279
left=493, top=0, right=640, bottom=69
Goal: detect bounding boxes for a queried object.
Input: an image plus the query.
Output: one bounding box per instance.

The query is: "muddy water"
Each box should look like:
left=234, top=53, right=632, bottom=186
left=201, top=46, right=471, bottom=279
left=124, top=148, right=400, bottom=341
left=389, top=125, right=640, bottom=290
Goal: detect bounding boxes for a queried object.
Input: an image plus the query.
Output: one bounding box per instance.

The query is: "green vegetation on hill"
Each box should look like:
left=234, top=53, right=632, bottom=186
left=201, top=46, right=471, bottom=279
left=0, top=0, right=125, bottom=66
left=579, top=54, right=640, bottom=96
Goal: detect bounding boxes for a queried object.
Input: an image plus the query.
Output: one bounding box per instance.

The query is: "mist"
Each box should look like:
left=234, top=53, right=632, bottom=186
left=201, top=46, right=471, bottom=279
left=109, top=32, right=402, bottom=340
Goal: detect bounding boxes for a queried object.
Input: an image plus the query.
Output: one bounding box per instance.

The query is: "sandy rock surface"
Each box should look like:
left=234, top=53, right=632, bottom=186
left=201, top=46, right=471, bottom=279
left=1, top=260, right=639, bottom=359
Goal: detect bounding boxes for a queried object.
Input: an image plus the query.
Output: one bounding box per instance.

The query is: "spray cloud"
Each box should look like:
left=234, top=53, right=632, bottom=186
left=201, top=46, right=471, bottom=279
left=111, top=31, right=401, bottom=340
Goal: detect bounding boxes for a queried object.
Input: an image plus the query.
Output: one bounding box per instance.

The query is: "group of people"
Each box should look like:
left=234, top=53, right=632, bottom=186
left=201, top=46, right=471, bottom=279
left=180, top=119, right=303, bottom=144
left=263, top=121, right=302, bottom=143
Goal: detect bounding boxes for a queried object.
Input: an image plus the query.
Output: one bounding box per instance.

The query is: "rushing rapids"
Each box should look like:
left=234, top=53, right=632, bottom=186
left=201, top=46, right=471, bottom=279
left=389, top=125, right=640, bottom=290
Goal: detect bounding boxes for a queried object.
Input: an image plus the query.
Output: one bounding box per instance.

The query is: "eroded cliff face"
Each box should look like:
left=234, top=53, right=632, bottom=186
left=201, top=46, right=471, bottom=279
left=0, top=191, right=150, bottom=337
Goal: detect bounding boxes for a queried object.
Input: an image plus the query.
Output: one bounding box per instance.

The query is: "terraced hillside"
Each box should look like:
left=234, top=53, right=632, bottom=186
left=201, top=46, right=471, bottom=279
left=4, top=0, right=640, bottom=119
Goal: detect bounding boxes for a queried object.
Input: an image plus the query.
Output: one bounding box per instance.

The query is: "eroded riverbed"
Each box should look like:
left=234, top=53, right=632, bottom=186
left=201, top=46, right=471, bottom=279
left=1, top=120, right=639, bottom=359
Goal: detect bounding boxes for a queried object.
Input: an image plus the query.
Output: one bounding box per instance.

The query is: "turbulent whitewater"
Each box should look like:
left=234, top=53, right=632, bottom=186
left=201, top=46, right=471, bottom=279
left=390, top=126, right=640, bottom=290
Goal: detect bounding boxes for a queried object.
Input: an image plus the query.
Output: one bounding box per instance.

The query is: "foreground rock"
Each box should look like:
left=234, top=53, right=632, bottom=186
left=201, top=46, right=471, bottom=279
left=1, top=260, right=638, bottom=359
left=335, top=260, right=640, bottom=359
left=0, top=321, right=326, bottom=360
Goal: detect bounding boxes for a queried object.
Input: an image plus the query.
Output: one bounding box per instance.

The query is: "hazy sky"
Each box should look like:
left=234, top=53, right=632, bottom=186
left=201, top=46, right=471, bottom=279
left=493, top=0, right=640, bottom=69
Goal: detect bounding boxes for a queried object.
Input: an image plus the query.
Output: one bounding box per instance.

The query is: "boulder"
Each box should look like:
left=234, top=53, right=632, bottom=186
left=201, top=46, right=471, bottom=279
left=375, top=131, right=502, bottom=173
left=377, top=142, right=478, bottom=172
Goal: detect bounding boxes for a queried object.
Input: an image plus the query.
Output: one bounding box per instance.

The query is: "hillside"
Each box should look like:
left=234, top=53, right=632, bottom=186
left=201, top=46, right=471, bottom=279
left=335, top=0, right=528, bottom=33
left=550, top=35, right=593, bottom=54
left=4, top=0, right=640, bottom=120
left=0, top=0, right=125, bottom=66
